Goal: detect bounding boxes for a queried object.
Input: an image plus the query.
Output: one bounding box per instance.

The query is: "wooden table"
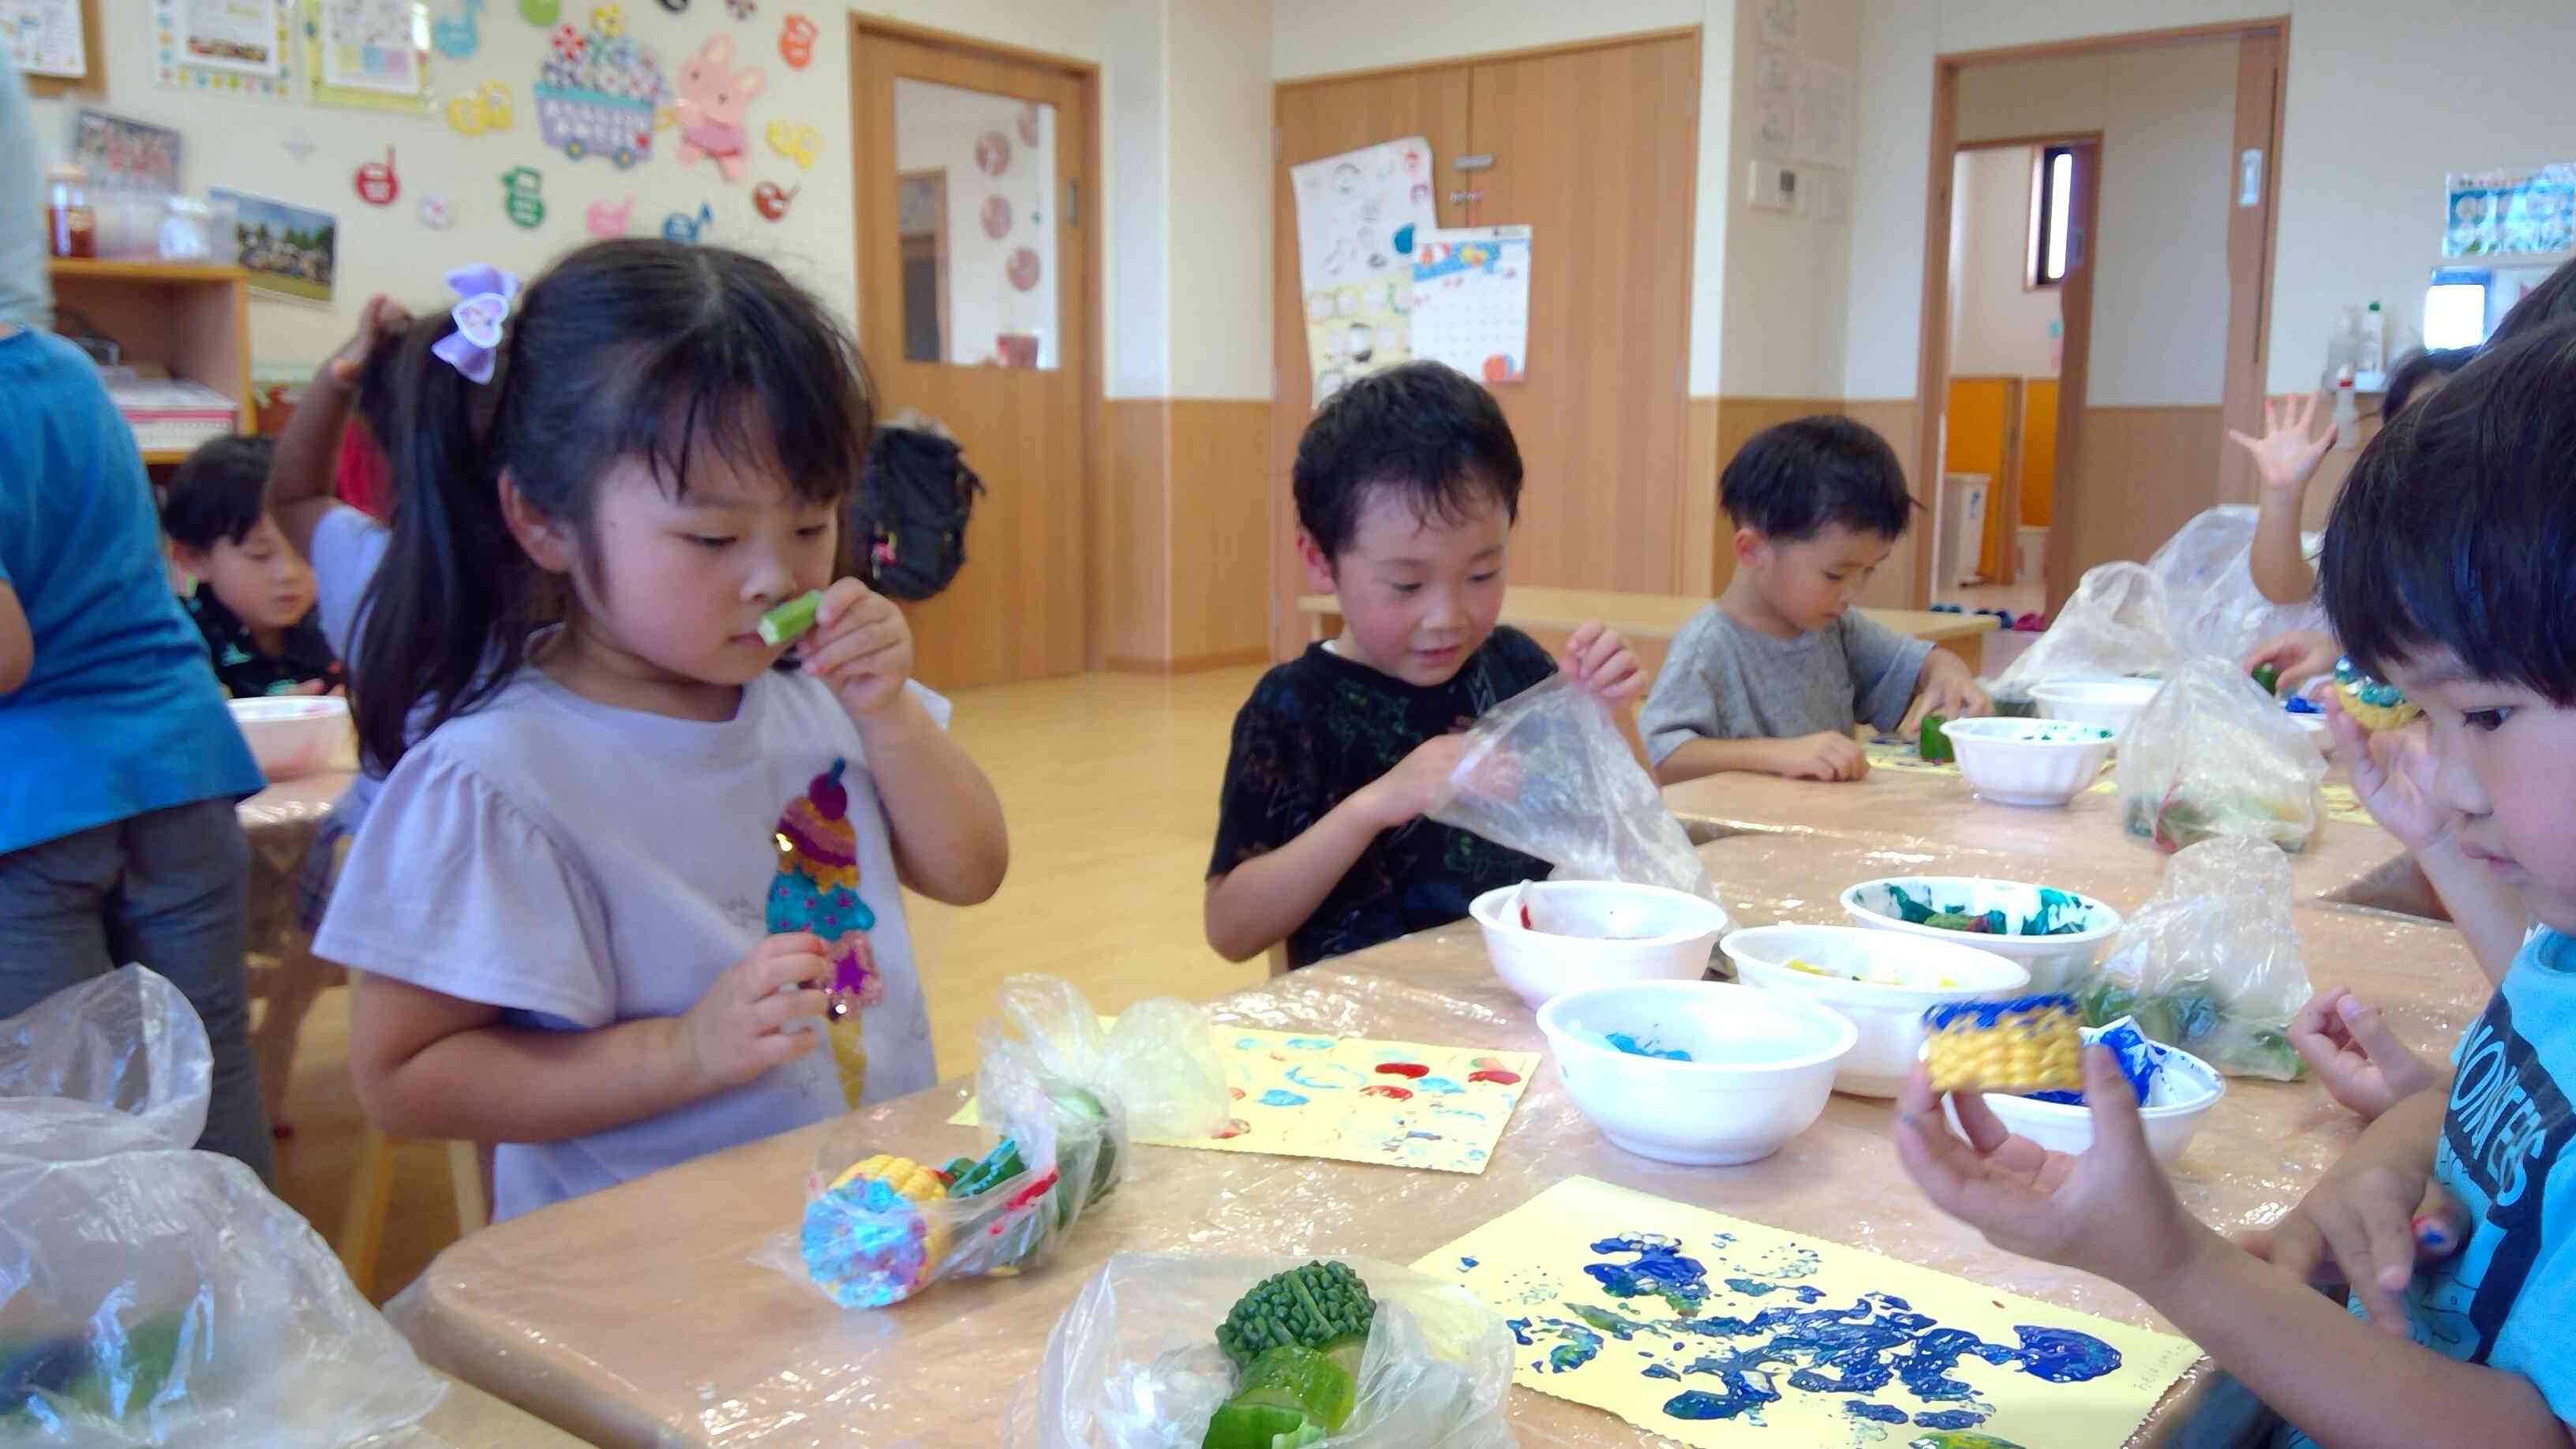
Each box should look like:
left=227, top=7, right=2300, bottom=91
left=385, top=790, right=2483, bottom=1447
left=410, top=1375, right=597, bottom=1447
left=1296, top=586, right=2004, bottom=677
left=239, top=770, right=355, bottom=1136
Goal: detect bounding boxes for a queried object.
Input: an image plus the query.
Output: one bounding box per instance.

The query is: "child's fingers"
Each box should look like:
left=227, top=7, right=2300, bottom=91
left=2411, top=1182, right=2469, bottom=1261
left=1951, top=1087, right=2013, bottom=1155
left=2080, top=1045, right=2154, bottom=1158
left=758, top=930, right=826, bottom=960
left=753, top=1028, right=822, bottom=1070
left=813, top=576, right=882, bottom=627
left=801, top=620, right=907, bottom=677
left=1559, top=621, right=1602, bottom=667
left=2334, top=994, right=2413, bottom=1070
left=2265, top=1215, right=2331, bottom=1287
left=746, top=945, right=829, bottom=998
left=754, top=986, right=829, bottom=1033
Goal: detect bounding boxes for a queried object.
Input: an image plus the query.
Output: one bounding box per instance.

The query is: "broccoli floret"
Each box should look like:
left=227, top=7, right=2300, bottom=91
left=1215, top=1261, right=1376, bottom=1372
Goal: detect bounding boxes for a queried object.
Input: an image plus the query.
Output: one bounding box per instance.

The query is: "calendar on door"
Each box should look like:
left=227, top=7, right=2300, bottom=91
left=1290, top=135, right=1438, bottom=402
left=1410, top=225, right=1531, bottom=384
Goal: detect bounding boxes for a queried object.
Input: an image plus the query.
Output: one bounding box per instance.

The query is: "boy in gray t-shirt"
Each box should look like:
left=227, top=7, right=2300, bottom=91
left=1642, top=416, right=1988, bottom=783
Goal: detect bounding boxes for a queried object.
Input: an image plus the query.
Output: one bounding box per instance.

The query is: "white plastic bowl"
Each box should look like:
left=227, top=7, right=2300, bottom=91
left=1838, top=875, right=2121, bottom=993
left=227, top=695, right=350, bottom=781
left=2031, top=678, right=2162, bottom=738
left=1537, top=979, right=1855, bottom=1165
left=1935, top=717, right=2115, bottom=808
left=1470, top=881, right=1732, bottom=1010
left=1721, top=923, right=2027, bottom=1098
left=1954, top=1041, right=2226, bottom=1166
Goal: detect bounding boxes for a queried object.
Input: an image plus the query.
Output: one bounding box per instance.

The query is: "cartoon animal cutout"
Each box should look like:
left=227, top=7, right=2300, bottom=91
left=753, top=180, right=796, bottom=220
left=353, top=149, right=399, bottom=206
left=500, top=166, right=545, bottom=228
left=432, top=0, right=481, bottom=58
left=764, top=118, right=818, bottom=169
left=672, top=36, right=765, bottom=182
left=662, top=201, right=713, bottom=242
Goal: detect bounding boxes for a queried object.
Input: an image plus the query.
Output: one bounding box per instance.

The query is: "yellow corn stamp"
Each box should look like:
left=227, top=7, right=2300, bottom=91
left=1921, top=993, right=2083, bottom=1092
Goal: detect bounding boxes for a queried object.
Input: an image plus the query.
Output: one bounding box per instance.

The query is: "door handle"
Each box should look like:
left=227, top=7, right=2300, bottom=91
left=1447, top=189, right=1482, bottom=205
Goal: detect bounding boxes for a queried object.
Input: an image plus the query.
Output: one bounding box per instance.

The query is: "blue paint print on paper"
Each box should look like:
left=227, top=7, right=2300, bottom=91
left=1494, top=1233, right=2122, bottom=1436
left=1256, top=1088, right=1309, bottom=1107
left=1284, top=1062, right=1362, bottom=1091
left=1283, top=1035, right=1335, bottom=1050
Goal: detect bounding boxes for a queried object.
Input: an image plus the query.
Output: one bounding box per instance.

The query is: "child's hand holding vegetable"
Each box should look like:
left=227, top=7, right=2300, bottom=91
left=796, top=578, right=916, bottom=718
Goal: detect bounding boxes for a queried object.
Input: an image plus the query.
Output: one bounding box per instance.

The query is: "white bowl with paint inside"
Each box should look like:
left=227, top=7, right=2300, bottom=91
left=1470, top=881, right=1732, bottom=1010
left=1536, top=979, right=1855, bottom=1165
left=1955, top=1039, right=2226, bottom=1166
left=1838, top=875, right=2121, bottom=993
left=227, top=695, right=350, bottom=782
left=1937, top=717, right=2116, bottom=808
left=1721, top=923, right=2027, bottom=1098
left=2031, top=678, right=2162, bottom=739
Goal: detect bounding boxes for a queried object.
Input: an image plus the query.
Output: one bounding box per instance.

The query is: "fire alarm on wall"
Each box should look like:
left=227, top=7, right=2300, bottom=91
left=1748, top=160, right=1797, bottom=212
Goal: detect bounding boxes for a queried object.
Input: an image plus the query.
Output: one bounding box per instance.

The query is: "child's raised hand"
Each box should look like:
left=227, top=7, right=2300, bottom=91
left=680, top=931, right=830, bottom=1091
left=1773, top=729, right=1869, bottom=782
left=1894, top=1047, right=2203, bottom=1292
left=321, top=294, right=408, bottom=391
left=2227, top=391, right=2338, bottom=496
left=2290, top=987, right=2436, bottom=1121
left=2329, top=698, right=2449, bottom=852
left=801, top=578, right=915, bottom=717
left=1361, top=732, right=1473, bottom=830
left=1558, top=622, right=1645, bottom=705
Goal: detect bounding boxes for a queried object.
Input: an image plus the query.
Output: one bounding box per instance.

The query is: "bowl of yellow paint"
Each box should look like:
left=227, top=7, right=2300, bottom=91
left=1721, top=924, right=2028, bottom=1099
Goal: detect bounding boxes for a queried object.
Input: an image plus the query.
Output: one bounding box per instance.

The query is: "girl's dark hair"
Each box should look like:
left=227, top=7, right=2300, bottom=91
left=352, top=240, right=874, bottom=772
left=2320, top=315, right=2576, bottom=704
left=2379, top=346, right=2474, bottom=421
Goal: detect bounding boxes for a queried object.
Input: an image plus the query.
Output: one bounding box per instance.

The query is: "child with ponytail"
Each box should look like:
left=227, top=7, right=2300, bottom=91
left=312, top=241, right=1007, bottom=1220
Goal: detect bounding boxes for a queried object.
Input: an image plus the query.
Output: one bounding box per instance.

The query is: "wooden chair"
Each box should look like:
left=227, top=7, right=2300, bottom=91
left=339, top=1133, right=491, bottom=1300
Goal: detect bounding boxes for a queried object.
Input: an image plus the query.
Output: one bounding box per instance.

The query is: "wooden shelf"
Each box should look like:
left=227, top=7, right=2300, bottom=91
left=47, top=259, right=254, bottom=438
left=47, top=258, right=249, bottom=284
left=140, top=449, right=196, bottom=466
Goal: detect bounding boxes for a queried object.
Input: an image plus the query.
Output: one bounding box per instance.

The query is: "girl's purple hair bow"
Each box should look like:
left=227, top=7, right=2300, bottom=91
left=428, top=264, right=522, bottom=384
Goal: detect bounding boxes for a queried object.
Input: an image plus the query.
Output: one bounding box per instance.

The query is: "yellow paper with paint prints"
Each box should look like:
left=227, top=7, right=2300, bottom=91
left=1415, top=1177, right=2201, bottom=1447
left=949, top=1025, right=1538, bottom=1174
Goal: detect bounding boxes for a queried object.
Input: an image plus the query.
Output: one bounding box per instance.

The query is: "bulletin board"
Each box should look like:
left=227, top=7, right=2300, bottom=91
left=155, top=0, right=298, bottom=101
left=5, top=0, right=101, bottom=95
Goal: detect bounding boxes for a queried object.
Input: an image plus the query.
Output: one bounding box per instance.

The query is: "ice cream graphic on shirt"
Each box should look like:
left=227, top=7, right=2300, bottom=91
left=766, top=758, right=878, bottom=1105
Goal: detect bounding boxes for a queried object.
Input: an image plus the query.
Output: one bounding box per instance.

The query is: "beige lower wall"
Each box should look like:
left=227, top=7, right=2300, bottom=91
left=1104, top=398, right=1274, bottom=672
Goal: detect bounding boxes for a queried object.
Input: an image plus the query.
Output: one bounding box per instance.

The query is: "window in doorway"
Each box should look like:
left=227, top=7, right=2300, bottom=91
left=2028, top=144, right=2074, bottom=287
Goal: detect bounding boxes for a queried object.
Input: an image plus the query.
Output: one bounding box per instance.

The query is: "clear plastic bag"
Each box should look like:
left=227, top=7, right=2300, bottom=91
left=2069, top=835, right=2314, bottom=1080
left=1428, top=675, right=1719, bottom=903
left=2116, top=655, right=2326, bottom=854
left=2144, top=507, right=2327, bottom=667
left=780, top=977, right=1226, bottom=1309
left=1988, top=562, right=2182, bottom=702
left=1002, top=1253, right=1516, bottom=1449
left=1, top=973, right=448, bottom=1447
left=0, top=966, right=209, bottom=1151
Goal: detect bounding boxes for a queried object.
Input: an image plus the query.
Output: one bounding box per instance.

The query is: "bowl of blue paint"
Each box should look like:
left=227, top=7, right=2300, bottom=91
left=1471, top=881, right=1734, bottom=1010
left=1537, top=979, right=1855, bottom=1166
left=1952, top=1019, right=2226, bottom=1166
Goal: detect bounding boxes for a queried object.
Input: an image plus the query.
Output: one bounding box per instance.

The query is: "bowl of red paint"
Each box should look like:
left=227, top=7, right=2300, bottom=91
left=1470, top=880, right=1733, bottom=1010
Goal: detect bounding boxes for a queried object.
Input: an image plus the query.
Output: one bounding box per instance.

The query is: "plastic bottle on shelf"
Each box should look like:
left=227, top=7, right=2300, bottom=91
left=45, top=165, right=95, bottom=260
left=2331, top=365, right=2359, bottom=449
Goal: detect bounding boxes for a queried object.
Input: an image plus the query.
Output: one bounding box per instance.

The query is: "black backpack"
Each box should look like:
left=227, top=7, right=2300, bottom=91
left=854, top=422, right=985, bottom=601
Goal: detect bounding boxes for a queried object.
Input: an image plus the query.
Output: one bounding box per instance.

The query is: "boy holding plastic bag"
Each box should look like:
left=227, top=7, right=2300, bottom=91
left=1204, top=363, right=1642, bottom=969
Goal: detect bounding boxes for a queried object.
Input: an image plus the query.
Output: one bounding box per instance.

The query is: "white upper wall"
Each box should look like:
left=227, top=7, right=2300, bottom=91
left=1271, top=0, right=1699, bottom=80
left=1166, top=0, right=1273, bottom=398
left=1105, top=0, right=1171, bottom=397
left=1717, top=0, right=1855, bottom=399
left=1949, top=147, right=2058, bottom=378
left=1846, top=0, right=2576, bottom=401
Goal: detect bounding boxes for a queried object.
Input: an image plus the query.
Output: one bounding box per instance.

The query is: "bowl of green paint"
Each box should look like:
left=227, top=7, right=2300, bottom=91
left=1839, top=875, right=2121, bottom=993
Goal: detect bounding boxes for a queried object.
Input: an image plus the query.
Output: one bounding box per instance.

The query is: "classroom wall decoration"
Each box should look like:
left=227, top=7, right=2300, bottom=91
left=417, top=191, right=453, bottom=227
left=764, top=116, right=816, bottom=168
left=429, top=0, right=476, bottom=56
left=350, top=145, right=398, bottom=203
left=1418, top=1177, right=2200, bottom=1447
left=773, top=10, right=809, bottom=68
left=1410, top=225, right=1531, bottom=385
left=305, top=0, right=434, bottom=112
left=751, top=178, right=793, bottom=219
left=531, top=11, right=665, bottom=168
left=661, top=200, right=710, bottom=241
left=671, top=33, right=762, bottom=182
left=71, top=109, right=185, bottom=192
left=3, top=0, right=88, bottom=77
left=157, top=0, right=296, bottom=99
left=210, top=187, right=338, bottom=303
left=2443, top=165, right=2576, bottom=258
left=582, top=194, right=631, bottom=234
left=444, top=77, right=512, bottom=133
left=1291, top=134, right=1437, bottom=402
left=498, top=163, right=544, bottom=226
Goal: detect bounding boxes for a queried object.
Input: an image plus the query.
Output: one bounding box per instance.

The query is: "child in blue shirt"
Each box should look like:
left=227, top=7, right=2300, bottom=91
left=0, top=321, right=275, bottom=1181
left=1895, top=316, right=2576, bottom=1448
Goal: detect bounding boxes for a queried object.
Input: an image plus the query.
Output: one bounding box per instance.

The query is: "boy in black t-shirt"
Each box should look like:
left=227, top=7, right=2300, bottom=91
left=1204, top=363, right=1642, bottom=968
left=162, top=436, right=343, bottom=698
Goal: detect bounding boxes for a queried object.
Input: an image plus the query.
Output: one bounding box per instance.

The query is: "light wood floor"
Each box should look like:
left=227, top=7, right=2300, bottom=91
left=268, top=665, right=1271, bottom=1302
